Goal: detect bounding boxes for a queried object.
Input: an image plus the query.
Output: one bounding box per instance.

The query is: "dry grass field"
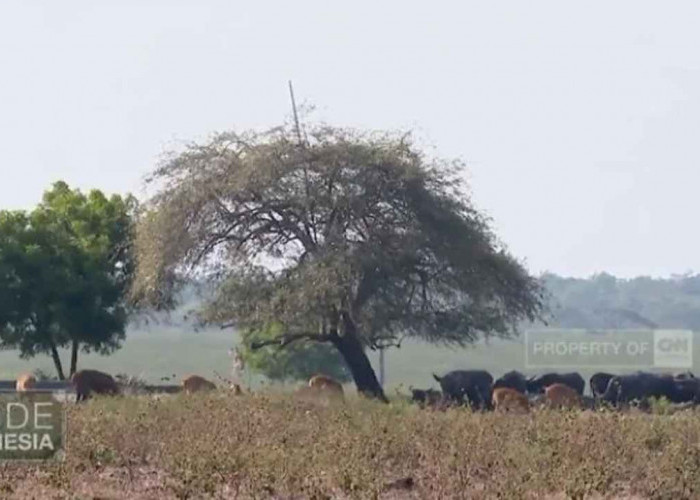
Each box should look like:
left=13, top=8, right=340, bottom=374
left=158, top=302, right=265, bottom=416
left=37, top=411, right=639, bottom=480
left=2, top=392, right=700, bottom=499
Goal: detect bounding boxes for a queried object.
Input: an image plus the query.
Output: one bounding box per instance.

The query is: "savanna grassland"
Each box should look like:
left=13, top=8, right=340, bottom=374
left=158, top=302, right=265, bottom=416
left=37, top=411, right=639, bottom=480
left=4, top=392, right=700, bottom=499
left=6, top=328, right=691, bottom=394
left=0, top=328, right=532, bottom=390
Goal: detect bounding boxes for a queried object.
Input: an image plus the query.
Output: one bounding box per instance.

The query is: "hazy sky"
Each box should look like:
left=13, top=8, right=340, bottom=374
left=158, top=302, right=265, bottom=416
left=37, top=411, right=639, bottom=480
left=1, top=1, right=697, bottom=279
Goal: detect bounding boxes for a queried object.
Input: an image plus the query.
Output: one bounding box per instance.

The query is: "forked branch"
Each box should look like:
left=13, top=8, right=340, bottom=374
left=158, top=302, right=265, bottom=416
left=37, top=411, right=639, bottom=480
left=249, top=332, right=334, bottom=350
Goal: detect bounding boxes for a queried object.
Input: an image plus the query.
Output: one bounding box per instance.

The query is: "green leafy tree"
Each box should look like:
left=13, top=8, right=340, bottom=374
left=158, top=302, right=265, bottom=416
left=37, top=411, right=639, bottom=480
left=240, top=323, right=351, bottom=383
left=0, top=182, right=136, bottom=379
left=131, top=122, right=545, bottom=401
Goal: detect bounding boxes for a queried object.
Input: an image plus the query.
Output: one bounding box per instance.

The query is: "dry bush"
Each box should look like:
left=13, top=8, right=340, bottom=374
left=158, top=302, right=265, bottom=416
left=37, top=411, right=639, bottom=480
left=3, top=393, right=700, bottom=498
left=114, top=373, right=149, bottom=396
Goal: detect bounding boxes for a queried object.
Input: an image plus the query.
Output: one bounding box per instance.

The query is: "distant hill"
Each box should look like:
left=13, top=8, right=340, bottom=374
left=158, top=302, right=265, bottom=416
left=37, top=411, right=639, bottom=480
left=540, top=272, right=700, bottom=330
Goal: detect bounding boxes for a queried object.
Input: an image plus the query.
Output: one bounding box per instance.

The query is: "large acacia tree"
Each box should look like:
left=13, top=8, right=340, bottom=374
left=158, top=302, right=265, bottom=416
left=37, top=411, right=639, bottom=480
left=131, top=123, right=545, bottom=401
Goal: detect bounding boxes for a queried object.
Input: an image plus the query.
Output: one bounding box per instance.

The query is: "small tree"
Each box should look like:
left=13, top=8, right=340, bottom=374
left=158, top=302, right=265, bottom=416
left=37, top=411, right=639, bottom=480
left=0, top=182, right=136, bottom=379
left=240, top=323, right=351, bottom=383
left=131, top=122, right=545, bottom=401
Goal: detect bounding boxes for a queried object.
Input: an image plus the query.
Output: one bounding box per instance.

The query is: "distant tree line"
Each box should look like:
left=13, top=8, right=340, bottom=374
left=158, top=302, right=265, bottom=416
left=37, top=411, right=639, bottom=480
left=539, top=272, right=700, bottom=330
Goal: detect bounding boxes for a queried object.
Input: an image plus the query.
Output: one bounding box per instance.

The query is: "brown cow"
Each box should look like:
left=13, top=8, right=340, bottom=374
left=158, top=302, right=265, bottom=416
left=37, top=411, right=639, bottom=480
left=309, top=374, right=344, bottom=393
left=182, top=374, right=217, bottom=394
left=16, top=373, right=36, bottom=392
left=492, top=387, right=530, bottom=413
left=71, top=369, right=120, bottom=403
left=294, top=385, right=320, bottom=400
left=307, top=374, right=344, bottom=401
left=544, top=383, right=584, bottom=410
left=296, top=385, right=342, bottom=405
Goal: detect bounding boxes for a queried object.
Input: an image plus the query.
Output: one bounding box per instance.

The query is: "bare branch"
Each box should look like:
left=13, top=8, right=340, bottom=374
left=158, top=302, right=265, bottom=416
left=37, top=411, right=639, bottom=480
left=249, top=332, right=334, bottom=350
left=369, top=334, right=406, bottom=350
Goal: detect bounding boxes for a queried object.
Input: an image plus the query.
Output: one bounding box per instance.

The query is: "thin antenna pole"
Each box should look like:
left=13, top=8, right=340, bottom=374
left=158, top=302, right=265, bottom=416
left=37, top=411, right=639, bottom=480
left=288, top=80, right=303, bottom=145
left=288, top=80, right=314, bottom=231
left=379, top=348, right=385, bottom=387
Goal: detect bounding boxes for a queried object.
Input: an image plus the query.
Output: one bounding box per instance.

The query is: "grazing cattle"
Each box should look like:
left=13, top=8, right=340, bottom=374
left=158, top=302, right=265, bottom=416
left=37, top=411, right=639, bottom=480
left=590, top=372, right=615, bottom=398
left=544, top=383, right=584, bottom=410
left=493, top=371, right=527, bottom=394
left=527, top=372, right=585, bottom=395
left=71, top=369, right=120, bottom=402
left=410, top=388, right=444, bottom=408
left=492, top=387, right=529, bottom=413
left=308, top=374, right=344, bottom=398
left=16, top=373, right=36, bottom=392
left=433, top=370, right=493, bottom=410
left=601, top=372, right=677, bottom=406
left=182, top=374, right=217, bottom=394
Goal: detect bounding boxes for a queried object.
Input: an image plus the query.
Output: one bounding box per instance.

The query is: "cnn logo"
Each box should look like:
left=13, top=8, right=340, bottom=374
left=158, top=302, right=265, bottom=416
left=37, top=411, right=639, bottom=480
left=653, top=330, right=693, bottom=368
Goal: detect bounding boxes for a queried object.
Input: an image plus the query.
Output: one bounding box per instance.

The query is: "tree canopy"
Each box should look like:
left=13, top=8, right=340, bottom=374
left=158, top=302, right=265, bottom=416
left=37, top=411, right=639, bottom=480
left=0, top=181, right=137, bottom=379
left=131, top=122, right=545, bottom=400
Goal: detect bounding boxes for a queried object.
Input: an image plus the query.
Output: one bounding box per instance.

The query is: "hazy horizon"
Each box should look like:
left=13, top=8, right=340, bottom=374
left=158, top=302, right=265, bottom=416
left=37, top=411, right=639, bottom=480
left=1, top=1, right=698, bottom=279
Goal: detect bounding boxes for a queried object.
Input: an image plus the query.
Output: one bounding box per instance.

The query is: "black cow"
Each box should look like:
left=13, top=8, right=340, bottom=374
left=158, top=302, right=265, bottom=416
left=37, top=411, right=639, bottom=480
left=601, top=372, right=677, bottom=406
left=590, top=372, right=615, bottom=398
left=670, top=377, right=700, bottom=404
left=432, top=370, right=493, bottom=410
left=526, top=372, right=585, bottom=396
left=493, top=370, right=527, bottom=394
left=410, top=388, right=444, bottom=407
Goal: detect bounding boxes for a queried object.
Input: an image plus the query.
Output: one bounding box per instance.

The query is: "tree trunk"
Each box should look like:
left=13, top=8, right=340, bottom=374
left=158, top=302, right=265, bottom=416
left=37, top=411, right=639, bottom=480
left=69, top=340, right=79, bottom=377
left=331, top=316, right=387, bottom=402
left=49, top=340, right=65, bottom=381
